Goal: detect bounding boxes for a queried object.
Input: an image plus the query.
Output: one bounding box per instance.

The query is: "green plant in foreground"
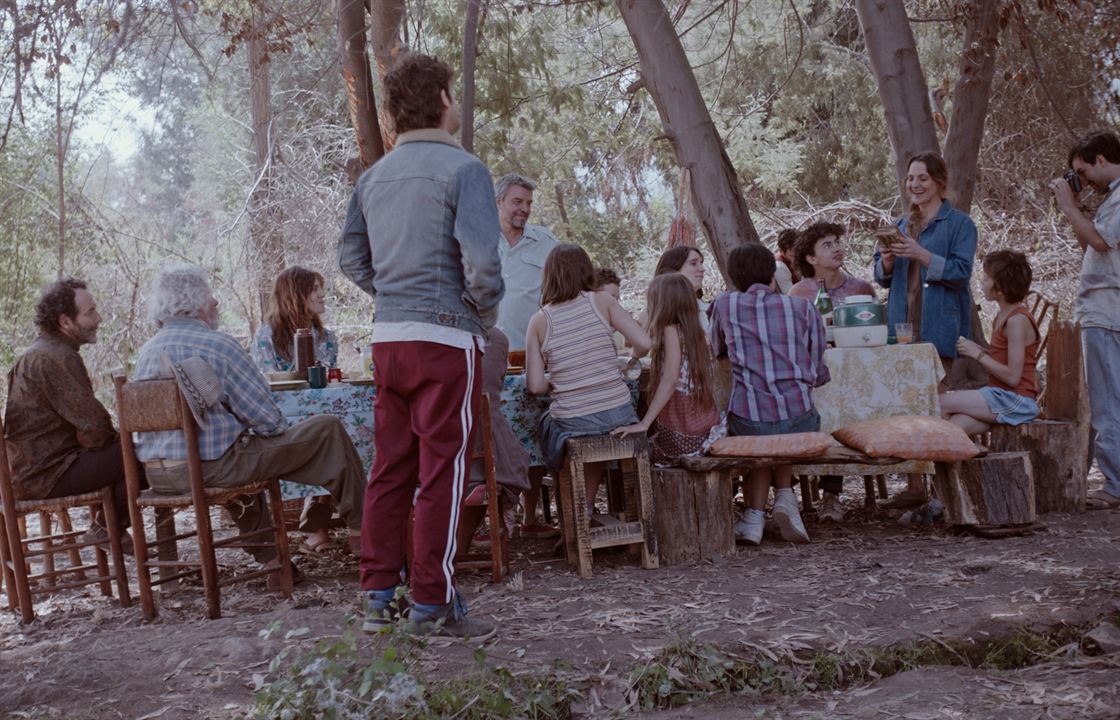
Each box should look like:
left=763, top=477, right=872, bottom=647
left=249, top=617, right=575, bottom=720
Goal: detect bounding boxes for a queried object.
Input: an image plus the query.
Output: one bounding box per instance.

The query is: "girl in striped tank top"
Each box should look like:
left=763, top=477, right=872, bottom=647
left=526, top=244, right=651, bottom=512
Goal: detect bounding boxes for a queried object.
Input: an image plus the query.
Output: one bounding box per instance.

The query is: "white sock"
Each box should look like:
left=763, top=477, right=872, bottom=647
left=775, top=487, right=795, bottom=502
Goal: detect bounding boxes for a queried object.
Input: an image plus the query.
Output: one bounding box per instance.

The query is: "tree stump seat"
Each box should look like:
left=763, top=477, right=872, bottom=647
left=650, top=467, right=733, bottom=566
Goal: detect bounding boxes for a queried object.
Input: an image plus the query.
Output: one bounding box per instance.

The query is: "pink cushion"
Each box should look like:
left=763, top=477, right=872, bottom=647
left=709, top=432, right=835, bottom=458
left=833, top=416, right=981, bottom=461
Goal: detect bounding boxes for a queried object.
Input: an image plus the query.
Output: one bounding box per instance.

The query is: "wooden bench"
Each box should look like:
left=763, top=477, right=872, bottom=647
left=679, top=447, right=1033, bottom=535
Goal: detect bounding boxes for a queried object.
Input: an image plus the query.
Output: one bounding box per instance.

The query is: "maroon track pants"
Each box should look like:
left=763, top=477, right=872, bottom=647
left=359, top=340, right=481, bottom=605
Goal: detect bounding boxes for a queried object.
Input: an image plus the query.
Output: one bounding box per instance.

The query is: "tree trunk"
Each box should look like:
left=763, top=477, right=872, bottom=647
left=337, top=0, right=384, bottom=172
left=54, top=60, right=66, bottom=277
left=615, top=0, right=759, bottom=283
left=934, top=451, right=1036, bottom=526
left=651, top=467, right=734, bottom=566
left=460, top=0, right=483, bottom=153
left=368, top=0, right=406, bottom=150
left=943, top=0, right=1002, bottom=214
left=853, top=0, right=941, bottom=185
left=248, top=7, right=284, bottom=317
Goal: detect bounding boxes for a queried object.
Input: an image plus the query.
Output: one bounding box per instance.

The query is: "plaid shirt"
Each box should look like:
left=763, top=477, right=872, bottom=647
left=710, top=284, right=831, bottom=423
left=132, top=318, right=287, bottom=462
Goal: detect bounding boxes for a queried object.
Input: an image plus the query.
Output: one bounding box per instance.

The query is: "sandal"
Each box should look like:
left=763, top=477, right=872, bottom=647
left=300, top=533, right=341, bottom=555
left=1085, top=489, right=1120, bottom=510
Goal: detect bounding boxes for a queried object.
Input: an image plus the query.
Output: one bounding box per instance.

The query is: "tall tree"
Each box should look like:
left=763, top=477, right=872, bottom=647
left=338, top=0, right=384, bottom=171
left=369, top=0, right=406, bottom=150
left=460, top=0, right=483, bottom=153
left=943, top=0, right=1003, bottom=213
left=247, top=3, right=284, bottom=314
left=615, top=0, right=759, bottom=280
left=853, top=0, right=941, bottom=187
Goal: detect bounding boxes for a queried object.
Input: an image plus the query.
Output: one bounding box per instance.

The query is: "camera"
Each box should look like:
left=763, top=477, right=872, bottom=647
left=1063, top=170, right=1083, bottom=193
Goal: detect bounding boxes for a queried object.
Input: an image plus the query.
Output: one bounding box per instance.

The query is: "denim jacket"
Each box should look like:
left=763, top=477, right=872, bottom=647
left=874, top=200, right=977, bottom=358
left=338, top=129, right=504, bottom=337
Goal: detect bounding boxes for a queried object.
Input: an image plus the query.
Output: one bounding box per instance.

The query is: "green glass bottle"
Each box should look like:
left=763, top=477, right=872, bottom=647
left=813, top=279, right=834, bottom=322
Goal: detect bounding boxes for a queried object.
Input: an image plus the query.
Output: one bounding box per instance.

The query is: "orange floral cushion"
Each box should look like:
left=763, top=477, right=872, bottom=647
left=709, top=432, right=835, bottom=458
left=832, top=416, right=981, bottom=461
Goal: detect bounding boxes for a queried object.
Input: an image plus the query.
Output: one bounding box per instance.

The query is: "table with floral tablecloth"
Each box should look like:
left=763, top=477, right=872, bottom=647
left=793, top=341, right=945, bottom=476
left=272, top=383, right=376, bottom=499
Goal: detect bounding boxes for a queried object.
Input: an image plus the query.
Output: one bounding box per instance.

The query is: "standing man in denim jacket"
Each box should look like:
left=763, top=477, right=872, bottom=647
left=338, top=54, right=503, bottom=640
left=1051, top=131, right=1120, bottom=509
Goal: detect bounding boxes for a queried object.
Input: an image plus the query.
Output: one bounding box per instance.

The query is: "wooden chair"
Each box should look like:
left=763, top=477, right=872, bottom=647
left=114, top=375, right=293, bottom=620
left=0, top=416, right=131, bottom=624
left=556, top=434, right=658, bottom=577
left=455, top=394, right=510, bottom=582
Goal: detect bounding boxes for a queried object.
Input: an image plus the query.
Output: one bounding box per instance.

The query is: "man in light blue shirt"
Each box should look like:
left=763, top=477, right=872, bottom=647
left=1052, top=131, right=1120, bottom=507
left=494, top=173, right=560, bottom=351
left=492, top=173, right=563, bottom=539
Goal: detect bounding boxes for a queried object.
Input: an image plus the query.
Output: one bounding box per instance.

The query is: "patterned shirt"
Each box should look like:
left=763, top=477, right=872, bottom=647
left=3, top=334, right=117, bottom=499
left=250, top=324, right=338, bottom=373
left=710, top=284, right=831, bottom=423
left=132, top=318, right=287, bottom=462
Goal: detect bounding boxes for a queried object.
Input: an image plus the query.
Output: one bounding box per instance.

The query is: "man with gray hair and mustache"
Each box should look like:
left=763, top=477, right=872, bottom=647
left=130, top=264, right=366, bottom=581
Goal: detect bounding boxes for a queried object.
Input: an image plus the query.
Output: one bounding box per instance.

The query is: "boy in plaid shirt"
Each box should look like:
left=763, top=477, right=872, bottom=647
left=710, top=243, right=830, bottom=545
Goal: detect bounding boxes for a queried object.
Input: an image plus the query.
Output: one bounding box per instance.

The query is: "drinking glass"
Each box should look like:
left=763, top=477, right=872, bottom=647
left=895, top=323, right=914, bottom=344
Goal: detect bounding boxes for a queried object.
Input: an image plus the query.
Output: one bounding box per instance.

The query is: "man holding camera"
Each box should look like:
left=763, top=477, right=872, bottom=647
left=1051, top=130, right=1120, bottom=508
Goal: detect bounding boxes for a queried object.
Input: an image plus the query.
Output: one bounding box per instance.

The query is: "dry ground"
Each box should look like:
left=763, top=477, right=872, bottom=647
left=3, top=472, right=1119, bottom=719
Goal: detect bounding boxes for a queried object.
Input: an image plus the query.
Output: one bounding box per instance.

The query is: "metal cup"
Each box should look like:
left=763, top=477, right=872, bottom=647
left=307, top=365, right=327, bottom=389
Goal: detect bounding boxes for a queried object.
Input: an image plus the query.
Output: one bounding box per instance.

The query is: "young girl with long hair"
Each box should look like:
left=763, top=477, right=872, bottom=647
left=252, top=266, right=338, bottom=372
left=525, top=244, right=651, bottom=512
left=614, top=274, right=719, bottom=464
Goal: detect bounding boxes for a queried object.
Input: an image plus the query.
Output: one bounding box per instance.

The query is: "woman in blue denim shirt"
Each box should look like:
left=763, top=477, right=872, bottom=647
left=874, top=154, right=978, bottom=507
left=874, top=153, right=977, bottom=368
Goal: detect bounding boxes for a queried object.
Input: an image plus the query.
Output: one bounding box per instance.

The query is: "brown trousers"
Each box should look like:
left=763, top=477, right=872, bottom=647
left=145, top=415, right=366, bottom=562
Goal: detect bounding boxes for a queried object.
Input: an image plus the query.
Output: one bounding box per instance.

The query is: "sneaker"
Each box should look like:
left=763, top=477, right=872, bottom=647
left=772, top=495, right=810, bottom=543
left=362, top=588, right=411, bottom=633
left=734, top=511, right=763, bottom=545
left=818, top=493, right=845, bottom=522
left=406, top=593, right=496, bottom=642
left=519, top=522, right=560, bottom=539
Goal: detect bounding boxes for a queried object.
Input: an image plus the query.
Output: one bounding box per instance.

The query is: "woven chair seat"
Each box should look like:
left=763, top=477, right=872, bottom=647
left=137, top=480, right=271, bottom=508
left=5, top=491, right=106, bottom=514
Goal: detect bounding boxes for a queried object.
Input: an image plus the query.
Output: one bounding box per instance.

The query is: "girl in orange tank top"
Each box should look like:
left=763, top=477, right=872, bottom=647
left=940, top=250, right=1041, bottom=435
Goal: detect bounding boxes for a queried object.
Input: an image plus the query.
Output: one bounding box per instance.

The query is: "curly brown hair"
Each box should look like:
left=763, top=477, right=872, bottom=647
left=35, top=277, right=87, bottom=334
left=793, top=222, right=845, bottom=279
left=265, top=267, right=325, bottom=362
left=384, top=54, right=454, bottom=134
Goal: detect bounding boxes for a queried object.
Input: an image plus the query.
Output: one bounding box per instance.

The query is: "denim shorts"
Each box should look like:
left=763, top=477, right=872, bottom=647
left=979, top=387, right=1040, bottom=426
left=538, top=402, right=639, bottom=469
left=728, top=407, right=821, bottom=437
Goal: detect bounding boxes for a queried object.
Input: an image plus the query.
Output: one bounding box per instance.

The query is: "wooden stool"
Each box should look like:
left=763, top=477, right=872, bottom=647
left=556, top=435, right=658, bottom=577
